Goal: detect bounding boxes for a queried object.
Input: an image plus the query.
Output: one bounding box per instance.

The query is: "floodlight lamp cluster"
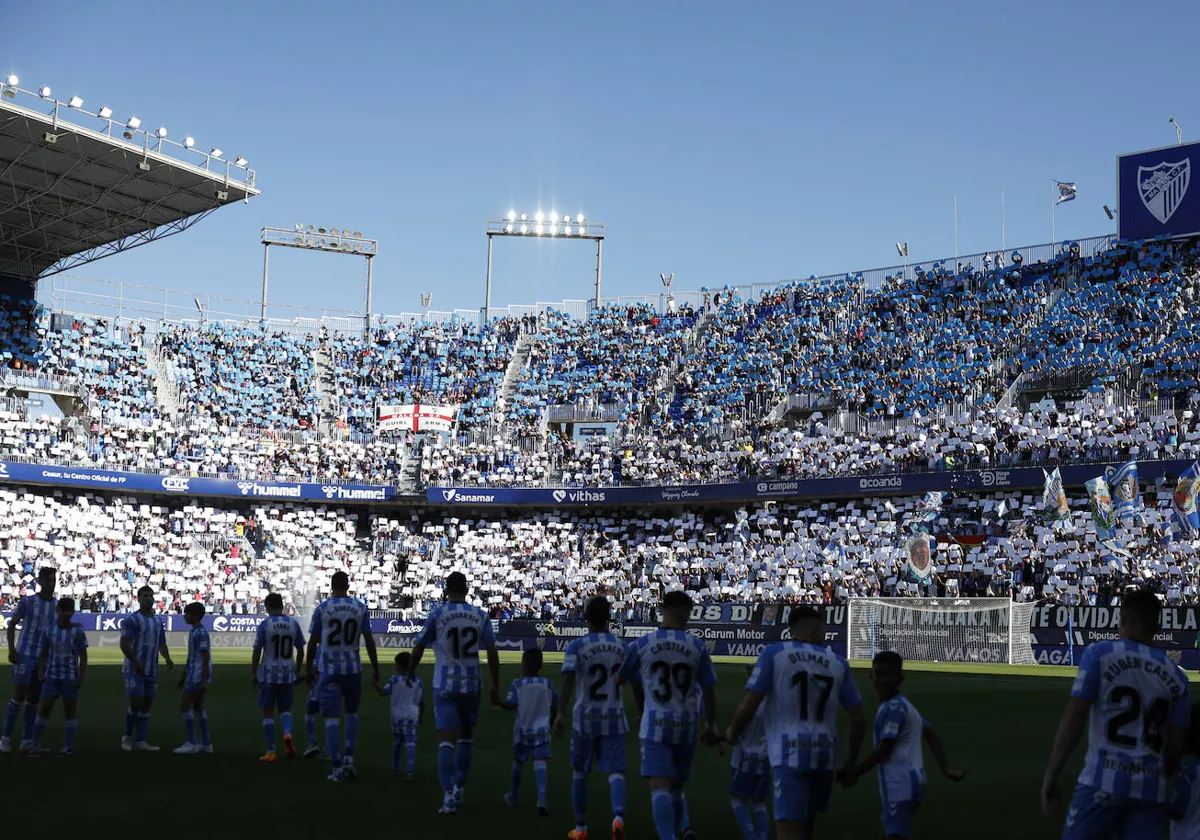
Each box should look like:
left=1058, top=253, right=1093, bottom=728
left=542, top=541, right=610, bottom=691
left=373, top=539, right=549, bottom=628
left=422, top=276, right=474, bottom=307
left=0, top=73, right=251, bottom=174
left=503, top=210, right=588, bottom=236
left=291, top=223, right=375, bottom=254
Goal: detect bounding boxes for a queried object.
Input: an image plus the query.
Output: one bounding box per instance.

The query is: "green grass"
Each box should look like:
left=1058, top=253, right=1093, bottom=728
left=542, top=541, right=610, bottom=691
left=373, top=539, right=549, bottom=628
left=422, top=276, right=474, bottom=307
left=0, top=650, right=1082, bottom=838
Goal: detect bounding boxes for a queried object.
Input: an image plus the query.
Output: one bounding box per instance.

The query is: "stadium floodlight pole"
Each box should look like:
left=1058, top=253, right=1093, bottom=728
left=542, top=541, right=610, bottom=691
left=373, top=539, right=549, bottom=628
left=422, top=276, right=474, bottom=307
left=484, top=212, right=606, bottom=321
left=260, top=226, right=378, bottom=330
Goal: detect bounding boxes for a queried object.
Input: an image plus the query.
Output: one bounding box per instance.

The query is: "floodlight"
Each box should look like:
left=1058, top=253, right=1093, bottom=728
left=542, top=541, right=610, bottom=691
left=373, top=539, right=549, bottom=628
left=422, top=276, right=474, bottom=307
left=68, top=96, right=83, bottom=109
left=535, top=225, right=544, bottom=234
left=295, top=223, right=303, bottom=231
left=234, top=157, right=248, bottom=166
left=563, top=215, right=570, bottom=223
left=520, top=213, right=528, bottom=221
left=156, top=126, right=168, bottom=138
left=97, top=106, right=112, bottom=119
left=318, top=227, right=327, bottom=234
left=353, top=231, right=362, bottom=237
left=209, top=148, right=222, bottom=158
left=520, top=224, right=529, bottom=234
left=550, top=225, right=559, bottom=235
left=4, top=75, right=16, bottom=87
left=294, top=236, right=303, bottom=244
left=1, top=88, right=13, bottom=100
left=576, top=214, right=584, bottom=223
left=535, top=212, right=544, bottom=222
left=307, top=225, right=315, bottom=232
left=183, top=136, right=195, bottom=148
left=507, top=211, right=516, bottom=221
left=38, top=86, right=51, bottom=99
left=126, top=116, right=141, bottom=129
left=549, top=210, right=558, bottom=222
left=331, top=229, right=340, bottom=236
left=505, top=224, right=514, bottom=233
left=1103, top=205, right=1115, bottom=220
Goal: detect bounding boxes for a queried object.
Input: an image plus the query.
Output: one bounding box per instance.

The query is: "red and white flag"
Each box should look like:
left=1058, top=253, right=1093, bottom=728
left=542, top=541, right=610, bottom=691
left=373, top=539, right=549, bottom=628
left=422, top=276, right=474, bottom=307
left=376, top=403, right=458, bottom=433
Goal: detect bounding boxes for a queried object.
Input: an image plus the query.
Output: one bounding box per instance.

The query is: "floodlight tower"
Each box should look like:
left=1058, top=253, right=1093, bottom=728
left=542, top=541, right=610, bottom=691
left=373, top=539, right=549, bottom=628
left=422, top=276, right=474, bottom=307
left=260, top=225, right=378, bottom=331
left=484, top=211, right=605, bottom=322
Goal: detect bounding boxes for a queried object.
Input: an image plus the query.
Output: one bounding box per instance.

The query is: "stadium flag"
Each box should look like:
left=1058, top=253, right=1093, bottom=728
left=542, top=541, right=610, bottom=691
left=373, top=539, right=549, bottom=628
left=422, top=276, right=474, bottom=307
left=1099, top=538, right=1132, bottom=573
left=1110, top=460, right=1142, bottom=524
left=1170, top=461, right=1200, bottom=538
left=996, top=500, right=1008, bottom=519
left=1085, top=476, right=1117, bottom=541
left=906, top=492, right=944, bottom=533
left=1055, top=181, right=1077, bottom=204
left=1041, top=468, right=1070, bottom=525
left=376, top=403, right=458, bottom=433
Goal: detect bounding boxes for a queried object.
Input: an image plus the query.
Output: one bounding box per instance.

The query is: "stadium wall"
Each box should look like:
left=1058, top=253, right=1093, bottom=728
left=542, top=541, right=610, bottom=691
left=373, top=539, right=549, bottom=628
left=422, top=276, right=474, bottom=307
left=0, top=457, right=1189, bottom=507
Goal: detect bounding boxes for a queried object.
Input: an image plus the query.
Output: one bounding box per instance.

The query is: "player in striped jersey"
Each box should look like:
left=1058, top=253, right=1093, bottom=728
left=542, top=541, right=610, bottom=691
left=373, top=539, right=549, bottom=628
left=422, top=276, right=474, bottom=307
left=119, top=585, right=174, bottom=752
left=174, top=602, right=213, bottom=755
left=840, top=652, right=965, bottom=839
left=500, top=648, right=558, bottom=816
left=305, top=571, right=380, bottom=782
left=727, top=605, right=865, bottom=840
left=252, top=593, right=306, bottom=762
left=1169, top=704, right=1200, bottom=839
left=554, top=595, right=630, bottom=840
left=2, top=567, right=57, bottom=755
left=31, top=597, right=87, bottom=756
left=729, top=666, right=770, bottom=840
left=616, top=590, right=720, bottom=840
left=1043, top=587, right=1191, bottom=840
left=407, top=571, right=501, bottom=815
left=379, top=651, right=424, bottom=779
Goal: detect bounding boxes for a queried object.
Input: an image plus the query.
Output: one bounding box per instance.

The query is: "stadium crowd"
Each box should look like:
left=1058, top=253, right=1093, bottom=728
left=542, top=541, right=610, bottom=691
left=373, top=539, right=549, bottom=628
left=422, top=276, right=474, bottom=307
left=0, top=479, right=1195, bottom=617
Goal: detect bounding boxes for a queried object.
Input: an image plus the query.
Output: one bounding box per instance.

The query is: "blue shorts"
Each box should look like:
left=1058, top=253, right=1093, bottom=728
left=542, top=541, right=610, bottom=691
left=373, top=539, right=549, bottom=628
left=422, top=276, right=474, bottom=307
left=13, top=654, right=42, bottom=689
left=730, top=768, right=770, bottom=803
left=514, top=741, right=552, bottom=762
left=571, top=733, right=627, bottom=774
left=640, top=739, right=698, bottom=782
left=41, top=678, right=78, bottom=701
left=773, top=767, right=834, bottom=822
left=392, top=720, right=418, bottom=741
left=124, top=675, right=158, bottom=700
left=318, top=672, right=363, bottom=716
left=258, top=683, right=295, bottom=712
left=1061, top=784, right=1168, bottom=840
left=434, top=691, right=481, bottom=732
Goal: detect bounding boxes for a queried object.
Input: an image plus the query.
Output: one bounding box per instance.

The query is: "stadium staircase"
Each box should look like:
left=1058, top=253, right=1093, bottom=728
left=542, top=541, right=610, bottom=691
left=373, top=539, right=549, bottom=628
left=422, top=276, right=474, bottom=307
left=497, top=332, right=534, bottom=422
left=143, top=343, right=184, bottom=418
left=310, top=345, right=340, bottom=433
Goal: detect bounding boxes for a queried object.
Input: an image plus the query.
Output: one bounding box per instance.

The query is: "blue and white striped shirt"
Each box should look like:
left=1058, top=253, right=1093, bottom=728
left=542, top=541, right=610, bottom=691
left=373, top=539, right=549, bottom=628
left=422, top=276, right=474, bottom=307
left=1071, top=639, right=1190, bottom=803
left=419, top=602, right=496, bottom=694
left=40, top=624, right=87, bottom=681
left=120, top=612, right=167, bottom=680
left=12, top=594, right=56, bottom=658
left=254, top=616, right=305, bottom=684
left=874, top=694, right=928, bottom=805
left=382, top=675, right=423, bottom=726
left=507, top=675, right=557, bottom=746
left=745, top=641, right=862, bottom=771
left=562, top=632, right=628, bottom=737
left=732, top=704, right=768, bottom=776
left=618, top=628, right=718, bottom=746
left=309, top=597, right=369, bottom=676
left=185, top=625, right=212, bottom=686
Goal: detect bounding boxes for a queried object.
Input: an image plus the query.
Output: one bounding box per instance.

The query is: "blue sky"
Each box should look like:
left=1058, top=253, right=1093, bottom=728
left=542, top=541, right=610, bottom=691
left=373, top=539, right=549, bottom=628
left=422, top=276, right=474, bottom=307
left=5, top=0, right=1200, bottom=320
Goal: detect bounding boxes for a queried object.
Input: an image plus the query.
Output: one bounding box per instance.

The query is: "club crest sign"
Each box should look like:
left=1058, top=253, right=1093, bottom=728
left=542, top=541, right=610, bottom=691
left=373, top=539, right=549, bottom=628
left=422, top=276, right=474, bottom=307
left=1139, top=159, right=1190, bottom=224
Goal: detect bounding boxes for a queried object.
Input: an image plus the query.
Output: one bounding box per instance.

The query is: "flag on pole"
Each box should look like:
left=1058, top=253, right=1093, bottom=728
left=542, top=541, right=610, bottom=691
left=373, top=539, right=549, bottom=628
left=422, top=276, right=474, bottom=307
left=906, top=492, right=944, bottom=533
left=1171, top=462, right=1200, bottom=538
left=1085, top=476, right=1117, bottom=541
left=997, top=500, right=1008, bottom=519
left=1110, top=460, right=1143, bottom=524
left=1055, top=181, right=1077, bottom=204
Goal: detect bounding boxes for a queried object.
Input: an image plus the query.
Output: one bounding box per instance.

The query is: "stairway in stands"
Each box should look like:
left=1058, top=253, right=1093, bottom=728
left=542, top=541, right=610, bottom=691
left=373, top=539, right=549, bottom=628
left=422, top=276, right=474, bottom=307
left=311, top=344, right=340, bottom=432
left=144, top=341, right=184, bottom=419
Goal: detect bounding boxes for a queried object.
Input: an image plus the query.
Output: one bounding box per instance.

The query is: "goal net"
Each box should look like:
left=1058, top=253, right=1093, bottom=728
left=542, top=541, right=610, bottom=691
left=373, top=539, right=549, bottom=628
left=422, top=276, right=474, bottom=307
left=847, top=598, right=1036, bottom=665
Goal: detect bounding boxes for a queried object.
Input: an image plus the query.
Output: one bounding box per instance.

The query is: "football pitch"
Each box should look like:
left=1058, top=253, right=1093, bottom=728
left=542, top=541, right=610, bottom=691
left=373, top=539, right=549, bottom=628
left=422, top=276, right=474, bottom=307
left=0, top=651, right=1084, bottom=838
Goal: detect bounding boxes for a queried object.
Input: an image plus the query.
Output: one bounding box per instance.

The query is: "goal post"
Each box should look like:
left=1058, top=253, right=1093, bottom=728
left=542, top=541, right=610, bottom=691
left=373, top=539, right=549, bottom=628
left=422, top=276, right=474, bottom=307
left=847, top=598, right=1036, bottom=666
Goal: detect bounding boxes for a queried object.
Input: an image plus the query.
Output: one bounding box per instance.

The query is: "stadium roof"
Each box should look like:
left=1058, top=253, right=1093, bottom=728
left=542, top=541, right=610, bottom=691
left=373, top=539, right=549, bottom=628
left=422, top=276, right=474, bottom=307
left=0, top=94, right=259, bottom=281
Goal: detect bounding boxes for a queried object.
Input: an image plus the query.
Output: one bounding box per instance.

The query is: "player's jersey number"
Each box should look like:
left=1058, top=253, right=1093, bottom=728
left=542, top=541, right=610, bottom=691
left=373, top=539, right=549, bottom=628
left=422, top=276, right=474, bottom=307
left=792, top=671, right=833, bottom=723
left=270, top=634, right=294, bottom=660
left=649, top=661, right=693, bottom=703
left=327, top=618, right=359, bottom=647
left=448, top=625, right=478, bottom=659
left=587, top=663, right=621, bottom=701
left=1106, top=686, right=1168, bottom=753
